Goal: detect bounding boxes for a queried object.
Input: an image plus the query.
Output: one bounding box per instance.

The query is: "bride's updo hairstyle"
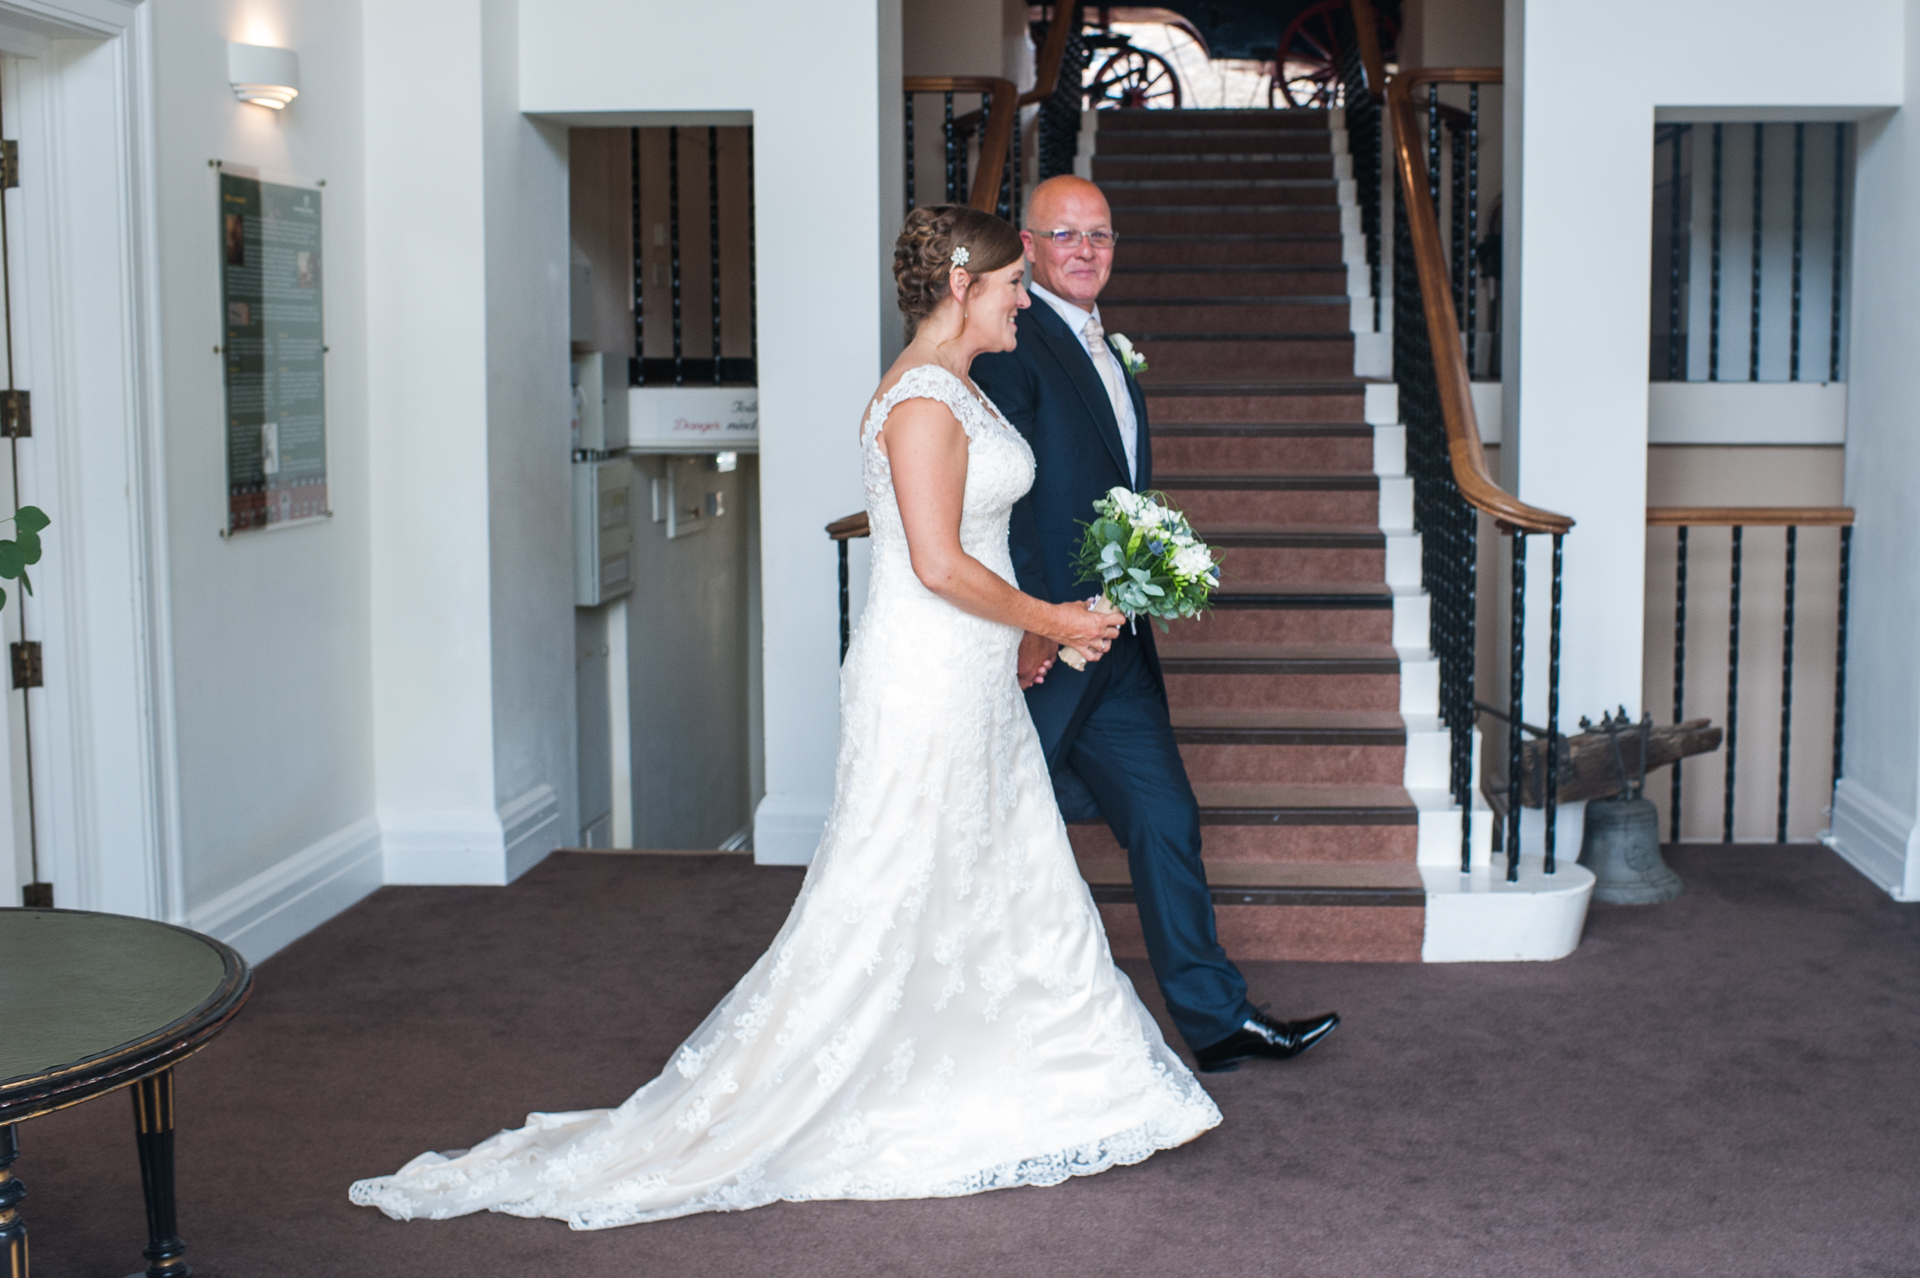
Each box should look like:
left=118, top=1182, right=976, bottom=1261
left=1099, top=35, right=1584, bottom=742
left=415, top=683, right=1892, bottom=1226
left=894, top=206, right=1024, bottom=338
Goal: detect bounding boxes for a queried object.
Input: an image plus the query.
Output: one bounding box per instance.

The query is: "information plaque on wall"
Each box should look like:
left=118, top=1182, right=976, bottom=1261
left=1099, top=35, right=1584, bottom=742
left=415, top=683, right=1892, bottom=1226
left=219, top=164, right=327, bottom=534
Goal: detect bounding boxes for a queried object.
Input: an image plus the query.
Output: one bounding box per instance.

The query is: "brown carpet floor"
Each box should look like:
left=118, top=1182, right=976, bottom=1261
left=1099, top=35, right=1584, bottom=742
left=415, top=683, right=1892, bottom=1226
left=14, top=844, right=1920, bottom=1277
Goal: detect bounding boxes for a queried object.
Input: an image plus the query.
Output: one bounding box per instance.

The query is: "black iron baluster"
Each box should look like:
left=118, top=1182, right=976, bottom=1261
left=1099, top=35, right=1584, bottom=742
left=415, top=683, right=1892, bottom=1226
left=1710, top=123, right=1724, bottom=381
left=944, top=91, right=957, bottom=204
left=1777, top=524, right=1798, bottom=841
left=1544, top=532, right=1564, bottom=874
left=1011, top=103, right=1023, bottom=225
left=1427, top=85, right=1441, bottom=215
left=839, top=541, right=851, bottom=664
left=709, top=126, right=723, bottom=386
left=1672, top=525, right=1689, bottom=840
left=669, top=126, right=684, bottom=387
left=1451, top=116, right=1466, bottom=329
left=641, top=130, right=656, bottom=391
left=1830, top=122, right=1847, bottom=382
left=1790, top=122, right=1805, bottom=382
left=1833, top=525, right=1852, bottom=796
left=1466, top=83, right=1479, bottom=377
left=1507, top=529, right=1526, bottom=882
left=747, top=128, right=758, bottom=379
left=1666, top=123, right=1686, bottom=381
left=1724, top=525, right=1744, bottom=841
left=904, top=92, right=916, bottom=213
left=1749, top=124, right=1764, bottom=382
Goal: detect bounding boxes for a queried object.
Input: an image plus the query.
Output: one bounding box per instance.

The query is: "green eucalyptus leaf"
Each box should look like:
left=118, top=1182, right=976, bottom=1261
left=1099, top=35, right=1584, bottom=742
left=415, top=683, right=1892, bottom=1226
left=0, top=541, right=23, bottom=579
left=14, top=506, right=49, bottom=535
left=15, top=529, right=40, bottom=565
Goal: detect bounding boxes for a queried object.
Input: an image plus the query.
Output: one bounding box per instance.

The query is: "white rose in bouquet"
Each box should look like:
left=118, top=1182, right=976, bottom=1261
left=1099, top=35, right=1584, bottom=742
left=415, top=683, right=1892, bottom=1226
left=1172, top=544, right=1217, bottom=581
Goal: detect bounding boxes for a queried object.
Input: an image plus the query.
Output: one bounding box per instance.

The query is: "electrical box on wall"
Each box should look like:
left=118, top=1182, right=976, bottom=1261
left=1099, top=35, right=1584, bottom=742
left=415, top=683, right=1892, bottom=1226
left=574, top=457, right=633, bottom=605
left=571, top=352, right=630, bottom=454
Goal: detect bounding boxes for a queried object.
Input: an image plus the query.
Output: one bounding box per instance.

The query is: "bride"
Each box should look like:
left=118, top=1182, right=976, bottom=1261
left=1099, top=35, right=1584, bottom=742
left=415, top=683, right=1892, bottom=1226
left=349, top=206, right=1223, bottom=1230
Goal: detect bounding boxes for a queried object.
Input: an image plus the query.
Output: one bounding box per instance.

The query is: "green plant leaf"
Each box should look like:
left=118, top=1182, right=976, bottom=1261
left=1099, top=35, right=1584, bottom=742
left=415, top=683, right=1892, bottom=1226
left=0, top=541, right=23, bottom=579
left=14, top=506, right=49, bottom=534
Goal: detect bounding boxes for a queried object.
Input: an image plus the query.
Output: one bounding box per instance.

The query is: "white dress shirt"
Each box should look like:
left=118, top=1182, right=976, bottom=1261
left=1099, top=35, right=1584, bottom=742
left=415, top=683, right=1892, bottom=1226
left=1030, top=281, right=1139, bottom=485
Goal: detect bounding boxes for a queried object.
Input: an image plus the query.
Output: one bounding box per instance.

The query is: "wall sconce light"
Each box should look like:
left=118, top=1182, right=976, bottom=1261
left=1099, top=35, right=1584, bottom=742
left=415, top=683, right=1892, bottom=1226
left=228, top=42, right=299, bottom=110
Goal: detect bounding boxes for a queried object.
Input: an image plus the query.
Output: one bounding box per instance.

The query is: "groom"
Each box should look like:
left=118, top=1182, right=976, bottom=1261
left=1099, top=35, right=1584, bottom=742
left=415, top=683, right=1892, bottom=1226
left=973, top=177, right=1339, bottom=1072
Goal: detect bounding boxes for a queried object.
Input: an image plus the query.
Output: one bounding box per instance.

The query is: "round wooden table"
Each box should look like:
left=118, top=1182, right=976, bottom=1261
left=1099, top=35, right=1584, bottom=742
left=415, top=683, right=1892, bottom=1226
left=0, top=908, right=251, bottom=1278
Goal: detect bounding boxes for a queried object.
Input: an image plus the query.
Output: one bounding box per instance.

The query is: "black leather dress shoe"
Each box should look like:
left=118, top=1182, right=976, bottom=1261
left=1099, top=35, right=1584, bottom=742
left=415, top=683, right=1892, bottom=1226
left=1193, top=1010, right=1340, bottom=1073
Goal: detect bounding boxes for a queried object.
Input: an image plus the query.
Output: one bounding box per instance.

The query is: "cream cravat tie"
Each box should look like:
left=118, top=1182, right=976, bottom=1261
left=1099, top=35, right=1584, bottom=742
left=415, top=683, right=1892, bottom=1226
left=1083, top=314, right=1137, bottom=483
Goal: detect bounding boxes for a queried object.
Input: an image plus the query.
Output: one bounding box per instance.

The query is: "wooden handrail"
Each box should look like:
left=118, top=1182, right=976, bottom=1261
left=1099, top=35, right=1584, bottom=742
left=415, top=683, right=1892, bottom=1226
left=1647, top=507, right=1855, bottom=527
left=1021, top=3, right=1076, bottom=107
left=903, top=76, right=1018, bottom=214
left=1349, top=0, right=1388, bottom=99
left=1383, top=69, right=1573, bottom=535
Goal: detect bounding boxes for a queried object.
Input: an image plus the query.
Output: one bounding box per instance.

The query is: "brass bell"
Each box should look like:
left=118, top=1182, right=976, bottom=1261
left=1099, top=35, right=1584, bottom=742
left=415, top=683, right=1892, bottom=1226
left=1574, top=709, right=1683, bottom=905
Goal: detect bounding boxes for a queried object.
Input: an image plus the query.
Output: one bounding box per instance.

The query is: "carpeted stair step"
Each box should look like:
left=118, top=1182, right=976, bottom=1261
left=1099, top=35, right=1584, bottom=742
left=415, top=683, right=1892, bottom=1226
left=1160, top=643, right=1400, bottom=711
left=1188, top=525, right=1386, bottom=582
left=1169, top=587, right=1395, bottom=643
left=1155, top=425, right=1373, bottom=471
left=1156, top=473, right=1378, bottom=526
left=1097, top=108, right=1331, bottom=134
left=1100, top=299, right=1351, bottom=334
left=1145, top=382, right=1367, bottom=424
left=1133, top=335, right=1354, bottom=381
left=1104, top=179, right=1340, bottom=208
left=1171, top=705, right=1406, bottom=784
left=1105, top=264, right=1350, bottom=298
left=1078, top=858, right=1425, bottom=963
left=1096, top=130, right=1334, bottom=157
left=1115, top=207, right=1342, bottom=236
left=1094, top=157, right=1336, bottom=182
left=1068, top=782, right=1420, bottom=872
left=1120, top=237, right=1346, bottom=267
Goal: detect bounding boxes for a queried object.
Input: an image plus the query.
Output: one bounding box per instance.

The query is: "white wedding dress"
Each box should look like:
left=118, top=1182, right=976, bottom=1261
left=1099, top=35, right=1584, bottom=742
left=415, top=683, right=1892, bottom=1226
left=349, top=364, right=1221, bottom=1230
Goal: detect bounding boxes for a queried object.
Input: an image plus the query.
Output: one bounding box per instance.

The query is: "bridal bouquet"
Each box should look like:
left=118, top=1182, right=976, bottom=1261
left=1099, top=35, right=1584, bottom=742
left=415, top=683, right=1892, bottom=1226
left=1057, top=487, right=1220, bottom=671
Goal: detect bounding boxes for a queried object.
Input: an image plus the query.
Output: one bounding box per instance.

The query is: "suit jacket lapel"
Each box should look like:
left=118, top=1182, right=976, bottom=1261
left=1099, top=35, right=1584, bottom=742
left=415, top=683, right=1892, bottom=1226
left=1027, top=303, right=1133, bottom=486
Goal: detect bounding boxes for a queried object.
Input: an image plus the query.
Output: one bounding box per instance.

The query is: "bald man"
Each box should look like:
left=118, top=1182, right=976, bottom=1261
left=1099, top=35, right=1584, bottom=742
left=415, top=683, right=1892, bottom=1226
left=972, top=177, right=1339, bottom=1073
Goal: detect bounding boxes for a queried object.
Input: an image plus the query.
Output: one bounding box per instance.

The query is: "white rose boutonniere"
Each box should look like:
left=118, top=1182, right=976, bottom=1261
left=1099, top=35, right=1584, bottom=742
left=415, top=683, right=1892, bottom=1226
left=1109, top=332, right=1148, bottom=376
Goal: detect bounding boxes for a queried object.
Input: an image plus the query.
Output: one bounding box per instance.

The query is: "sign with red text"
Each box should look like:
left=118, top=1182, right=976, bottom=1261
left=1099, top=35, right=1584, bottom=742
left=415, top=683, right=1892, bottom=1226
left=627, top=387, right=758, bottom=453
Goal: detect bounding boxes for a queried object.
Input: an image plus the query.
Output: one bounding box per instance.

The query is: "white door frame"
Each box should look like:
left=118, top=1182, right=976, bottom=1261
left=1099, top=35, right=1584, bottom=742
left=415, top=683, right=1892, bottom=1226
left=0, top=0, right=181, bottom=921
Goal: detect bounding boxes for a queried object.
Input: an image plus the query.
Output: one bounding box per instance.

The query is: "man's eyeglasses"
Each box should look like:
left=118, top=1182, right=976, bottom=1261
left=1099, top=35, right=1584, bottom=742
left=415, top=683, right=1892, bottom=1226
left=1037, top=228, right=1118, bottom=250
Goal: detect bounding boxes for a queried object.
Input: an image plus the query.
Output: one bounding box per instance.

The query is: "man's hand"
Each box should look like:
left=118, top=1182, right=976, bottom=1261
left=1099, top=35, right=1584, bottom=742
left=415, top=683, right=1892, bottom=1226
left=1017, top=631, right=1059, bottom=689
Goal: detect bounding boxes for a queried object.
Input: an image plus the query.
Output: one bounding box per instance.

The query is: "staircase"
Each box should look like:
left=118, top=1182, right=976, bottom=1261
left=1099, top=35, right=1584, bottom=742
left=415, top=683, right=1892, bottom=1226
left=1070, top=107, right=1537, bottom=962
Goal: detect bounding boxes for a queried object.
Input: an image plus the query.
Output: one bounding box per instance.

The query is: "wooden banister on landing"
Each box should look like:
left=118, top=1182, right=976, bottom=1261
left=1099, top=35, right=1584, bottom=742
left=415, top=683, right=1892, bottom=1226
left=1647, top=507, right=1855, bottom=527
left=904, top=76, right=1017, bottom=214
left=1021, top=4, right=1075, bottom=107
left=1383, top=68, right=1572, bottom=536
left=826, top=512, right=870, bottom=541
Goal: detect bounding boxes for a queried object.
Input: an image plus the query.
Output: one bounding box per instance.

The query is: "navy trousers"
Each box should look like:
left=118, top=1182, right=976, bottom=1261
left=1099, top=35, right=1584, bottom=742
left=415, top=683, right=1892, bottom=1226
left=1039, top=629, right=1252, bottom=1050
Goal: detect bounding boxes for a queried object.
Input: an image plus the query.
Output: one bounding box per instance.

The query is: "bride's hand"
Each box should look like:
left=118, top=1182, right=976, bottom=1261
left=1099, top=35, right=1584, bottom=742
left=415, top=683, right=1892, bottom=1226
left=1044, top=599, right=1124, bottom=662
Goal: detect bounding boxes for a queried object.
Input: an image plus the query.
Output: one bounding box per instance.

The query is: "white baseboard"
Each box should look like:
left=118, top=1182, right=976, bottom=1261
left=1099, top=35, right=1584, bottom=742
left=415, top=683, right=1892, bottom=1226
left=754, top=793, right=830, bottom=865
left=1827, top=778, right=1914, bottom=900
left=187, top=816, right=383, bottom=965
left=381, top=783, right=560, bottom=886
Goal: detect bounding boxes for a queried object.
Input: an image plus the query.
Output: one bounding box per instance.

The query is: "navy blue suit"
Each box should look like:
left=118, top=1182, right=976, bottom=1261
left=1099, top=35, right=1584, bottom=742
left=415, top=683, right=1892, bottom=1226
left=973, top=301, right=1252, bottom=1051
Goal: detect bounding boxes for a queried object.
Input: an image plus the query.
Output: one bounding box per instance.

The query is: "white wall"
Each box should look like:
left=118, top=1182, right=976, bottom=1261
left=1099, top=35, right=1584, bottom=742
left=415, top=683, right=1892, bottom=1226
left=520, top=0, right=897, bottom=864
left=365, top=0, right=573, bottom=886
left=1502, top=0, right=1900, bottom=801
left=1834, top=0, right=1920, bottom=897
left=146, top=0, right=377, bottom=919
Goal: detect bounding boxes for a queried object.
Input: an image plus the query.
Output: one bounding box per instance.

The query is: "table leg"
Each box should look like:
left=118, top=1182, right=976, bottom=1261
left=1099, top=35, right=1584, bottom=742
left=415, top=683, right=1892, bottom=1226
left=129, top=1072, right=188, bottom=1278
left=0, top=1125, right=25, bottom=1278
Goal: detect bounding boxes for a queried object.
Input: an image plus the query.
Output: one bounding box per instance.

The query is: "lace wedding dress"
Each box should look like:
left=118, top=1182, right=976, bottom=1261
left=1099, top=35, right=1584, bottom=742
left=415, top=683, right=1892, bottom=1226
left=349, top=364, right=1221, bottom=1230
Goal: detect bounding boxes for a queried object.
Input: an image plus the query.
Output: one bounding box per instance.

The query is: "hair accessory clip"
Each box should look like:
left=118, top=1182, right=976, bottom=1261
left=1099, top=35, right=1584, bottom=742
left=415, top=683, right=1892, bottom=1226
left=949, top=246, right=971, bottom=268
